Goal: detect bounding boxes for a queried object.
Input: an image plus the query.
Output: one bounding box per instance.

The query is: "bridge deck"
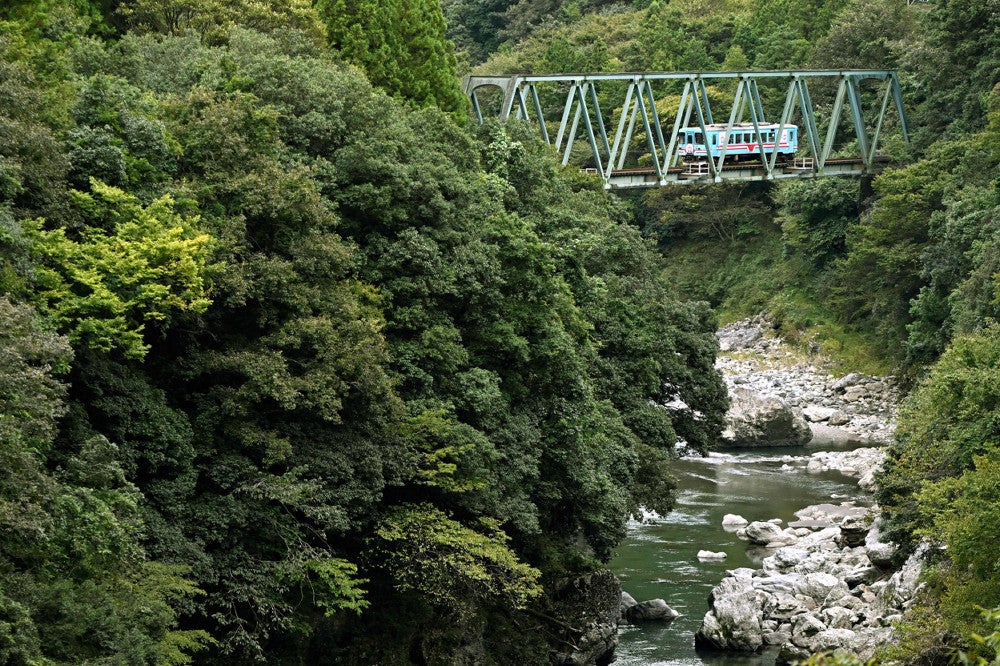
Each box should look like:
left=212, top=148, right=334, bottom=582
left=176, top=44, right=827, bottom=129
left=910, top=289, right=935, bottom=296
left=599, top=157, right=887, bottom=188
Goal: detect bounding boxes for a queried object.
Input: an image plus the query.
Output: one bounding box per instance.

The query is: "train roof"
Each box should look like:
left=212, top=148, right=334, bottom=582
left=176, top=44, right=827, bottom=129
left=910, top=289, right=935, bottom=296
left=679, top=122, right=797, bottom=131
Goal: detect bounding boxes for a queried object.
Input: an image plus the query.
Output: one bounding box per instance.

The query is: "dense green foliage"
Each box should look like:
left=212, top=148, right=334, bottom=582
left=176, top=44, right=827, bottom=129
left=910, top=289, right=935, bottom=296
left=4, top=0, right=1000, bottom=661
left=0, top=2, right=728, bottom=663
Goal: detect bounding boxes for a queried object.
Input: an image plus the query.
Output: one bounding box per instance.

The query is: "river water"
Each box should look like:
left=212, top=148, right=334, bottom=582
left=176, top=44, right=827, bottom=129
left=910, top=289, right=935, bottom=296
left=609, top=440, right=874, bottom=666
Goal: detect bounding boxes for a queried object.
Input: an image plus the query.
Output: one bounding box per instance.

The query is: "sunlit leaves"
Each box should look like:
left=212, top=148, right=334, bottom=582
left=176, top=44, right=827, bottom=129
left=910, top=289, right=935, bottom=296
left=26, top=180, right=212, bottom=358
left=372, top=503, right=542, bottom=611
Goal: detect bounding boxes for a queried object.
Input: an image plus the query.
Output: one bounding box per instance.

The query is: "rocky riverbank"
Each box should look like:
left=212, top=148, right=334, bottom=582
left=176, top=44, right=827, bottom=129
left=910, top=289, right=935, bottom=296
left=696, top=495, right=925, bottom=663
left=695, top=317, right=918, bottom=663
left=716, top=316, right=900, bottom=446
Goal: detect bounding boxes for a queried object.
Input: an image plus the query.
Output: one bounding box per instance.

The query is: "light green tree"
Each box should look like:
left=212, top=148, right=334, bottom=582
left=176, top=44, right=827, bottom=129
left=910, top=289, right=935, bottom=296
left=25, top=179, right=213, bottom=359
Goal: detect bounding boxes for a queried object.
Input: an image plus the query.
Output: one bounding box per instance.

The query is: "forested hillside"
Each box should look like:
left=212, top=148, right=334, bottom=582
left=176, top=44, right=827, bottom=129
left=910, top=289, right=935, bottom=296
left=3, top=0, right=1000, bottom=663
left=0, top=1, right=729, bottom=664
left=445, top=0, right=1000, bottom=660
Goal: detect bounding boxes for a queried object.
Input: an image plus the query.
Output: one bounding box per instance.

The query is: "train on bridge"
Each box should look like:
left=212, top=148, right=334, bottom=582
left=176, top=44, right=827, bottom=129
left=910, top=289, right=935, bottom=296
left=677, top=123, right=799, bottom=164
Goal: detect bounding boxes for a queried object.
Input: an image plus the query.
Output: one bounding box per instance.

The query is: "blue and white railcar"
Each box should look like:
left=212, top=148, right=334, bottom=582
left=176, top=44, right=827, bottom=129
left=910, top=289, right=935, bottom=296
left=677, top=123, right=798, bottom=163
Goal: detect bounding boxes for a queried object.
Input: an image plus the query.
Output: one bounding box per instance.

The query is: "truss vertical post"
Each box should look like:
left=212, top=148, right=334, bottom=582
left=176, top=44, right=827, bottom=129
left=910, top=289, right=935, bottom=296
left=644, top=80, right=668, bottom=181
left=555, top=85, right=577, bottom=154
left=696, top=79, right=714, bottom=125
left=769, top=79, right=797, bottom=173
left=891, top=72, right=909, bottom=144
left=563, top=98, right=583, bottom=165
left=619, top=95, right=640, bottom=170
left=745, top=79, right=769, bottom=175
left=576, top=83, right=606, bottom=174
left=636, top=81, right=663, bottom=180
left=798, top=79, right=821, bottom=168
left=589, top=82, right=612, bottom=165
left=471, top=90, right=484, bottom=124
left=514, top=86, right=529, bottom=121
left=691, top=76, right=718, bottom=180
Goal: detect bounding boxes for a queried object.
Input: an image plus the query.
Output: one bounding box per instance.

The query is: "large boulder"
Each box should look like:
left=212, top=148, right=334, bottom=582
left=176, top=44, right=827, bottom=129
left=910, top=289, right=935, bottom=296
left=625, top=598, right=680, bottom=623
left=721, top=387, right=812, bottom=447
left=744, top=521, right=798, bottom=546
left=695, top=576, right=764, bottom=652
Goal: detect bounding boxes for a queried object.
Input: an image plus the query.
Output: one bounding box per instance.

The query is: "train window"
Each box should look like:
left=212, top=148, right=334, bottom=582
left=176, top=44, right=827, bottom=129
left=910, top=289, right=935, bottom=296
left=695, top=132, right=704, bottom=144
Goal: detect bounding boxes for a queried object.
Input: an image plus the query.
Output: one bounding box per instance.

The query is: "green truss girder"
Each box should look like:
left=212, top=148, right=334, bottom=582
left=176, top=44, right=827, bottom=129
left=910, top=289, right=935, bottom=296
left=463, top=70, right=909, bottom=188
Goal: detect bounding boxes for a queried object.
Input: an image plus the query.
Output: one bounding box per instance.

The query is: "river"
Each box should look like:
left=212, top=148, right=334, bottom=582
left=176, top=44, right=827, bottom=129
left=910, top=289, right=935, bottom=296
left=609, top=439, right=874, bottom=666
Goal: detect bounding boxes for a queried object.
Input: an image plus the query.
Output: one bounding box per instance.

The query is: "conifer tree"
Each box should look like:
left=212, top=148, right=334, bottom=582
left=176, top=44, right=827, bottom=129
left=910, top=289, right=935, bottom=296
left=316, top=0, right=467, bottom=117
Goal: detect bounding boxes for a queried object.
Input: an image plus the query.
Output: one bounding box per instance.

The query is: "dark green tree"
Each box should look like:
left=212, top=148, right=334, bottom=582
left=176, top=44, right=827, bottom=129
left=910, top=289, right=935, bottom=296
left=316, top=0, right=467, bottom=117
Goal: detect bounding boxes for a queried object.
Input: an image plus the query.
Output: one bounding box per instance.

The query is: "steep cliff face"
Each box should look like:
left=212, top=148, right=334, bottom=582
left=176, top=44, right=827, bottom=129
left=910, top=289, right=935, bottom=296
left=545, top=569, right=622, bottom=666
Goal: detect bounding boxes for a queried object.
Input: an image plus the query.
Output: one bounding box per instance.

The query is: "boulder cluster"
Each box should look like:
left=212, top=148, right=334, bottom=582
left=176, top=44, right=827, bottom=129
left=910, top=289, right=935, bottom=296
left=716, top=316, right=900, bottom=445
left=696, top=505, right=926, bottom=663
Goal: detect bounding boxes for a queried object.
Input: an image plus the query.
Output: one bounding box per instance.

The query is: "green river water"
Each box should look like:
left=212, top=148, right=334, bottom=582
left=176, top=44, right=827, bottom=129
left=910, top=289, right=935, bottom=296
left=609, top=439, right=874, bottom=666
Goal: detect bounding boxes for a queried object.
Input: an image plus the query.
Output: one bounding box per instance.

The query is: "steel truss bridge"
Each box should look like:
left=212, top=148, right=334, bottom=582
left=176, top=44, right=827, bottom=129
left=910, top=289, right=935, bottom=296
left=463, top=70, right=908, bottom=189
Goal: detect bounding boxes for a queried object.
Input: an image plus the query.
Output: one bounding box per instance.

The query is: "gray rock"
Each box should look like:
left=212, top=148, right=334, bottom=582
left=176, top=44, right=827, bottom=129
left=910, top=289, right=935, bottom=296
left=625, top=598, right=680, bottom=623
left=722, top=513, right=750, bottom=528
left=833, top=373, right=863, bottom=392
left=764, top=630, right=792, bottom=646
left=839, top=515, right=871, bottom=548
left=620, top=591, right=637, bottom=615
left=744, top=521, right=794, bottom=546
left=843, top=386, right=868, bottom=402
left=821, top=606, right=855, bottom=629
left=754, top=573, right=804, bottom=596
left=844, top=566, right=881, bottom=588
left=828, top=410, right=851, bottom=426
left=808, top=628, right=858, bottom=652
left=776, top=642, right=811, bottom=664
left=695, top=576, right=764, bottom=652
left=698, top=550, right=728, bottom=561
left=803, top=405, right=838, bottom=422
left=796, top=572, right=849, bottom=604
left=763, top=593, right=805, bottom=621
left=791, top=613, right=827, bottom=644
left=721, top=387, right=813, bottom=448
left=770, top=548, right=810, bottom=571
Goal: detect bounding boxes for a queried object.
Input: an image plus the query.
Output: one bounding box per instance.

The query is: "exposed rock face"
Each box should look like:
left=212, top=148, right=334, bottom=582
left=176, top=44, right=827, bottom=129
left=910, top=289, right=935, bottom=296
left=548, top=569, right=621, bottom=666
left=716, top=316, right=899, bottom=444
left=694, top=315, right=909, bottom=664
left=721, top=387, right=813, bottom=447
